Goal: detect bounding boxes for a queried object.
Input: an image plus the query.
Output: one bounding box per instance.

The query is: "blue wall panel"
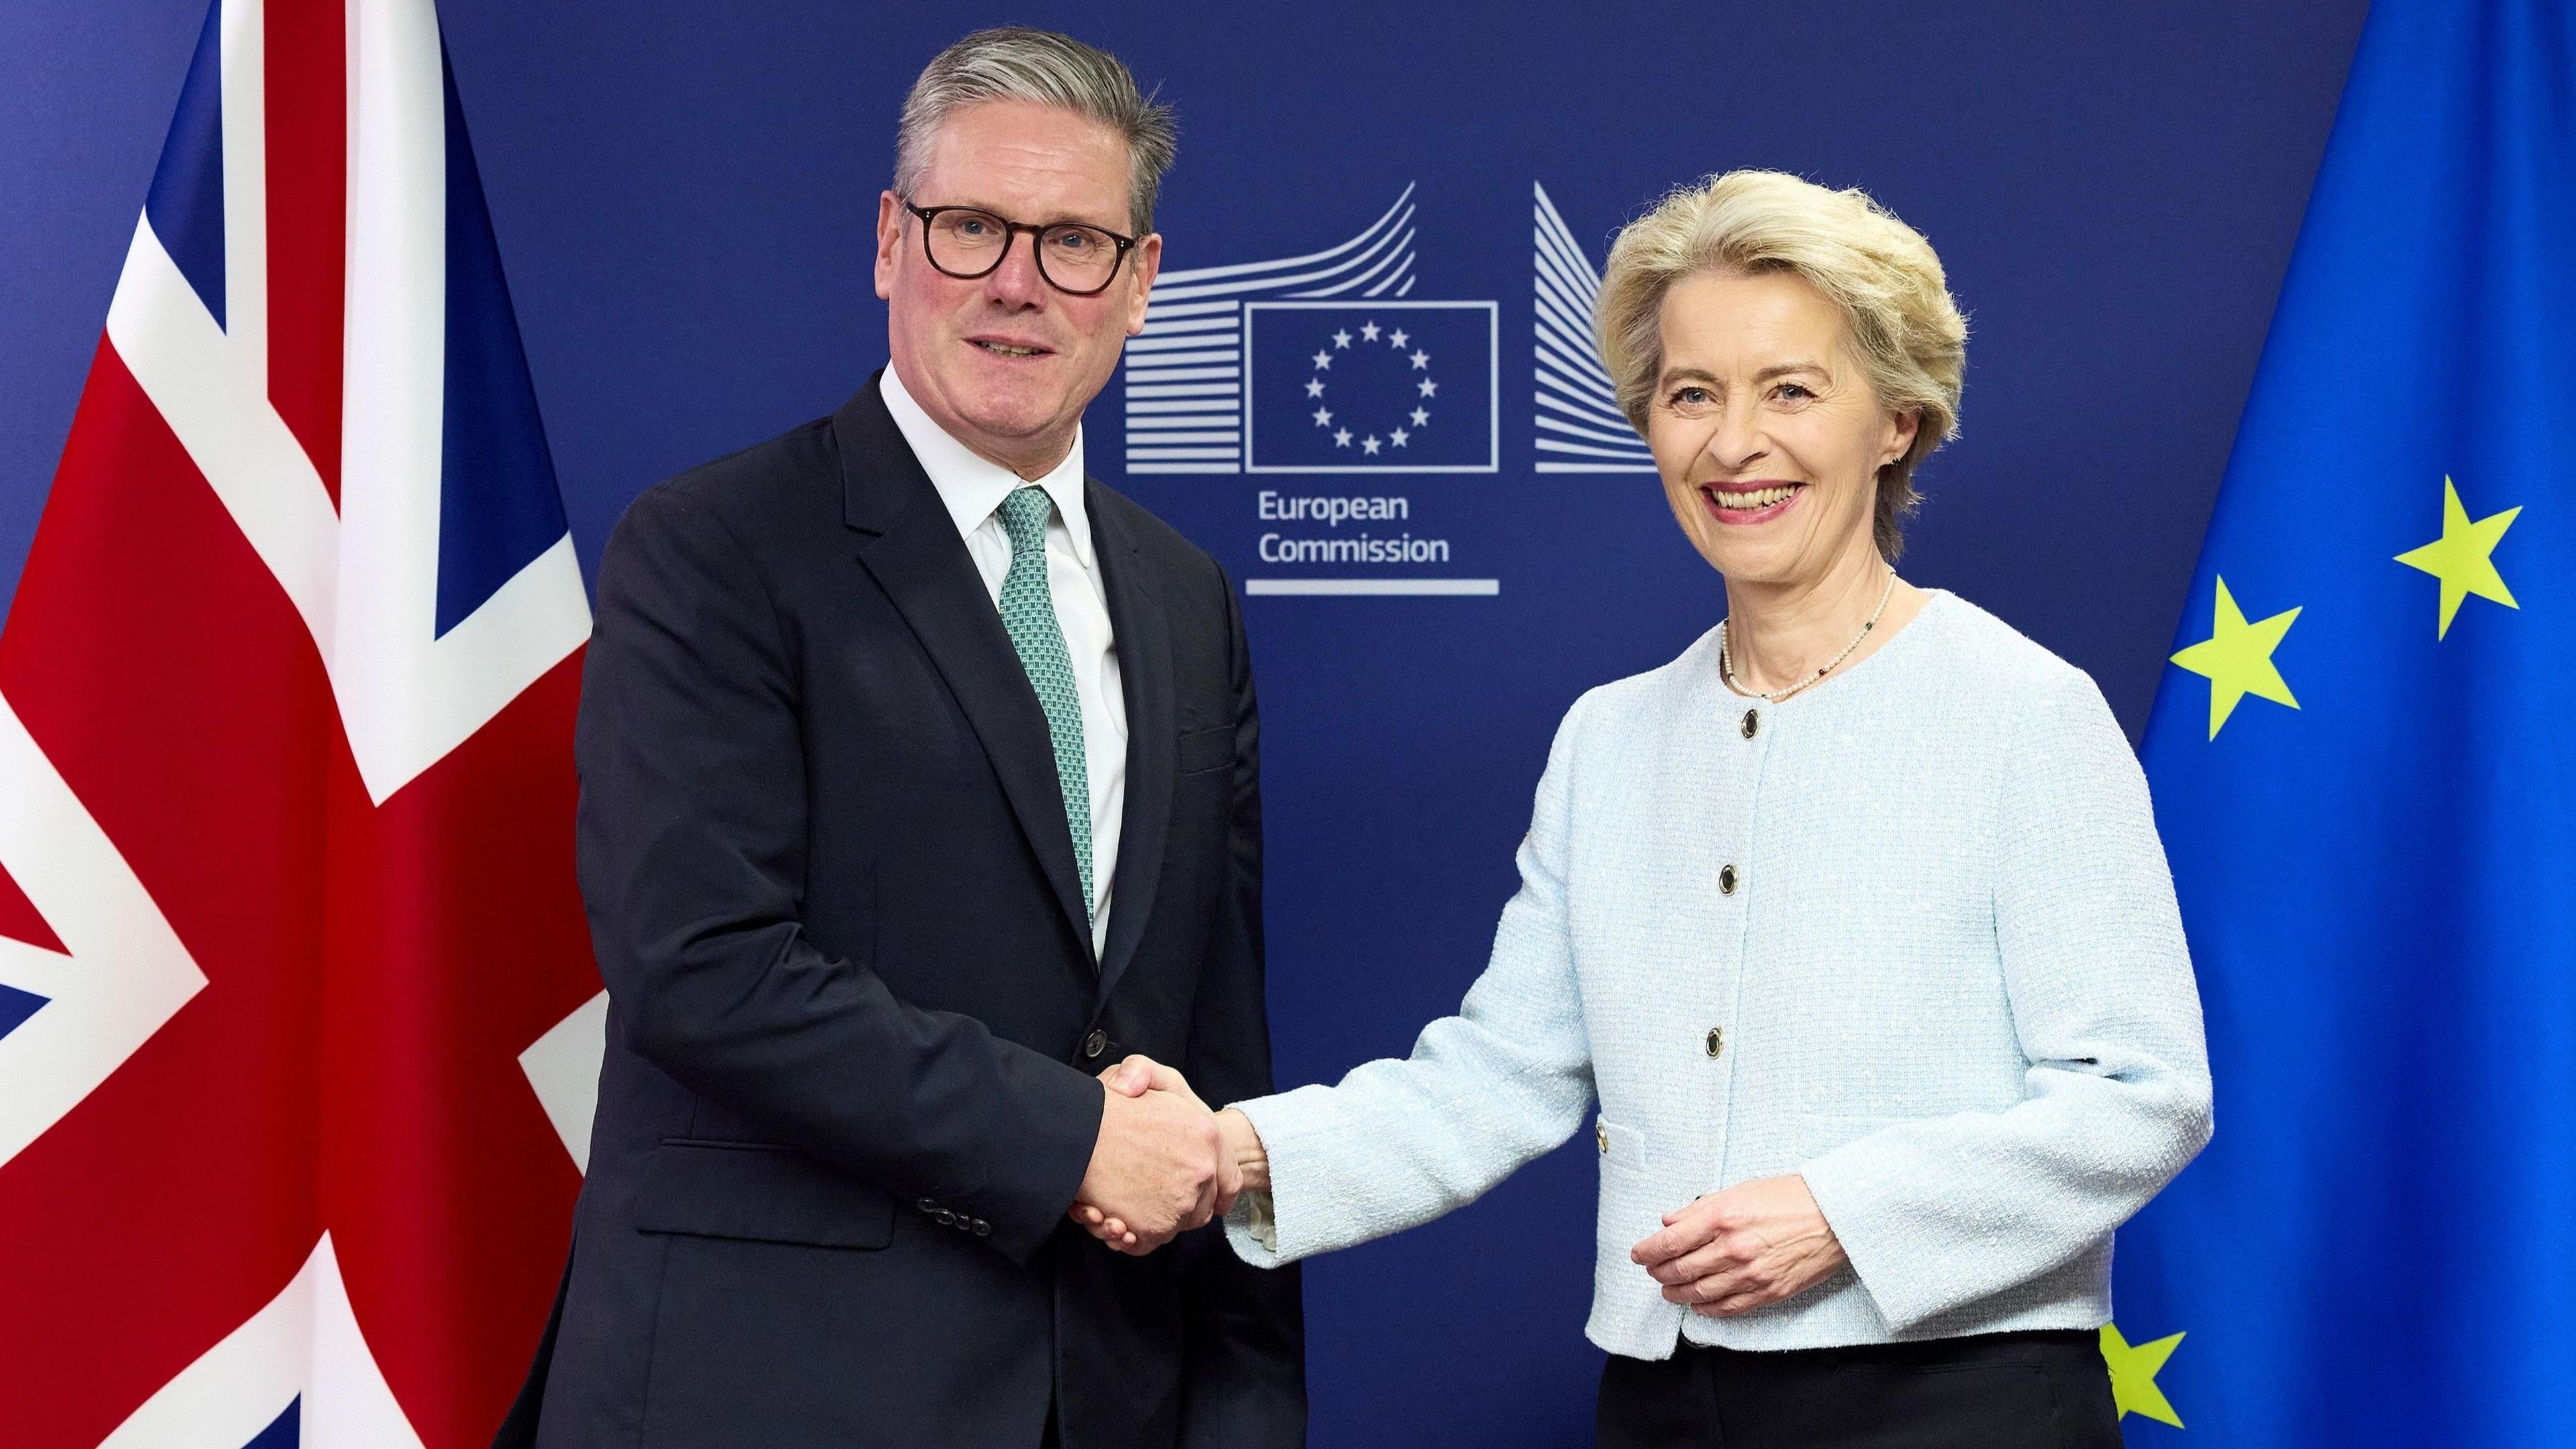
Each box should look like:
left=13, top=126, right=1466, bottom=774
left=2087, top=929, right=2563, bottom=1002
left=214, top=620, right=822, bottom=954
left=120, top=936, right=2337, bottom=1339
left=0, top=4, right=2371, bottom=1444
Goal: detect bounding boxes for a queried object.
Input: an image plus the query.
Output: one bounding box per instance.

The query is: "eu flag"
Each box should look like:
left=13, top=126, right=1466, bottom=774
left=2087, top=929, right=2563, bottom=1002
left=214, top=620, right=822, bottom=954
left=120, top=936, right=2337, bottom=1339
left=2113, top=1, right=2575, bottom=1443
left=1243, top=301, right=1496, bottom=472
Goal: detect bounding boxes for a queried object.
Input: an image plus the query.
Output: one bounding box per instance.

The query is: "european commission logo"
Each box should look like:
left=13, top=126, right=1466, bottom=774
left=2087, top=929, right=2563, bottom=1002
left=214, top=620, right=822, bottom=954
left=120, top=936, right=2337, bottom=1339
left=1118, top=180, right=1650, bottom=478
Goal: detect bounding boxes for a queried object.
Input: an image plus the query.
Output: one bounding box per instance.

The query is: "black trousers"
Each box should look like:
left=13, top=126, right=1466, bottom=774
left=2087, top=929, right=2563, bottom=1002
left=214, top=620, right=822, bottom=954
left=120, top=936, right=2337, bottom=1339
left=1596, top=1329, right=2122, bottom=1449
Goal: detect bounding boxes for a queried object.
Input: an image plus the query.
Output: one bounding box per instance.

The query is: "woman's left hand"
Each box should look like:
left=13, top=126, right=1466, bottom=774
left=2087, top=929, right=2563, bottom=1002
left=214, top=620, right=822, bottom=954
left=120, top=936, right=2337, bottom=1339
left=1631, top=1175, right=1848, bottom=1316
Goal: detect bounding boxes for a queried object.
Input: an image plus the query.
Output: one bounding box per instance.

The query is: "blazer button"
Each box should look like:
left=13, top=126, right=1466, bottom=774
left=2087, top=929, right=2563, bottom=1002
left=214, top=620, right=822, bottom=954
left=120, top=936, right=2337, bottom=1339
left=1705, top=1026, right=1725, bottom=1059
left=1083, top=1029, right=1109, bottom=1059
left=934, top=1208, right=957, bottom=1226
left=1595, top=1121, right=1608, bottom=1155
left=1719, top=864, right=1739, bottom=896
left=1741, top=708, right=1760, bottom=739
left=917, top=1198, right=938, bottom=1214
left=973, top=1219, right=992, bottom=1236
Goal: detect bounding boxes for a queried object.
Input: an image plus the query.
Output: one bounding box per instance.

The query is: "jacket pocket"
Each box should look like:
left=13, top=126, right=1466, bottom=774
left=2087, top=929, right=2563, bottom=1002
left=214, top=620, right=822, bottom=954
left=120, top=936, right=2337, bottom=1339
left=1595, top=1116, right=1652, bottom=1174
left=632, top=1139, right=896, bottom=1249
left=1176, top=723, right=1234, bottom=775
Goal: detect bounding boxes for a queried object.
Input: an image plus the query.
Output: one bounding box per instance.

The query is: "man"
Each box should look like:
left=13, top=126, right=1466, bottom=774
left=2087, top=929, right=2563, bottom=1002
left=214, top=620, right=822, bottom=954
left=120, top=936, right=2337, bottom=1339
left=498, top=28, right=1303, bottom=1449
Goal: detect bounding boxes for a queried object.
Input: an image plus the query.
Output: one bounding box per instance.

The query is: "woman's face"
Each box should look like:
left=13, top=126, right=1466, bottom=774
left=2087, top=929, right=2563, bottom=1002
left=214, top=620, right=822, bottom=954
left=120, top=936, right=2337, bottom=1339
left=1646, top=270, right=1917, bottom=589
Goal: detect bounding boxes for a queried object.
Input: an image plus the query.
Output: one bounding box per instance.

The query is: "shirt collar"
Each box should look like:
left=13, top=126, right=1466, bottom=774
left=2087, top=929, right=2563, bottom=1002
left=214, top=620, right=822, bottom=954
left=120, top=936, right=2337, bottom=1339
left=880, top=364, right=1094, bottom=569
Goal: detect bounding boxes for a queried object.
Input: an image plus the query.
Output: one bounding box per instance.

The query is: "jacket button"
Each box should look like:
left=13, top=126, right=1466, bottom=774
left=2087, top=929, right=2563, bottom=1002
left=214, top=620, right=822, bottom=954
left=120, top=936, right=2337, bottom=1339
left=1719, top=864, right=1739, bottom=896
left=1705, top=1027, right=1725, bottom=1059
left=1595, top=1121, right=1608, bottom=1155
left=1083, top=1029, right=1108, bottom=1059
left=934, top=1208, right=957, bottom=1226
left=973, top=1219, right=992, bottom=1236
left=1741, top=708, right=1759, bottom=739
left=917, top=1198, right=938, bottom=1214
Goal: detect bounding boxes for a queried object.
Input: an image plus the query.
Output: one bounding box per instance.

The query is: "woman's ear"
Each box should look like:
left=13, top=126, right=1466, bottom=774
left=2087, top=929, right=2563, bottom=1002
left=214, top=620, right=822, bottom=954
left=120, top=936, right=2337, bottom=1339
left=1884, top=408, right=1921, bottom=469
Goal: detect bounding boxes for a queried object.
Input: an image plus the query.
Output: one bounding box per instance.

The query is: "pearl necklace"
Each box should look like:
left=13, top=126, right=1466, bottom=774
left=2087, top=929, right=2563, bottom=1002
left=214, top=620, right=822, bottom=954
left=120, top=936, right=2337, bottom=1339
left=1719, top=570, right=1898, bottom=704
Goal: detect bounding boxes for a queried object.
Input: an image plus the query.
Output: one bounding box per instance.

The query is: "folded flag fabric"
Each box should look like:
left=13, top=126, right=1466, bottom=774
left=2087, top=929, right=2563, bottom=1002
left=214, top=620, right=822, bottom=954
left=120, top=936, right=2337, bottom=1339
left=2115, top=1, right=2576, bottom=1442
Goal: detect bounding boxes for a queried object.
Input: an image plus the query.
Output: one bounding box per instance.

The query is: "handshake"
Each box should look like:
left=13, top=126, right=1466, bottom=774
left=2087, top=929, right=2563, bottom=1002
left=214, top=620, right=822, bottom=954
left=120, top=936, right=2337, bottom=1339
left=1067, top=1056, right=1269, bottom=1256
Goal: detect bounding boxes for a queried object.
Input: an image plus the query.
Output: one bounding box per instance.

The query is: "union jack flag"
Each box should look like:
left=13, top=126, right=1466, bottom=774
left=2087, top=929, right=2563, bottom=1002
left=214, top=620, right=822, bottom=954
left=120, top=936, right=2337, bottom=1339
left=0, top=1, right=604, bottom=1444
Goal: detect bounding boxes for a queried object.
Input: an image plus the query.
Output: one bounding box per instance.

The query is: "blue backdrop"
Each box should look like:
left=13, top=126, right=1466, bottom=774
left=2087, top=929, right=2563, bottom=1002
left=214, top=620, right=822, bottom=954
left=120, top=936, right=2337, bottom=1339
left=1, top=3, right=2371, bottom=1444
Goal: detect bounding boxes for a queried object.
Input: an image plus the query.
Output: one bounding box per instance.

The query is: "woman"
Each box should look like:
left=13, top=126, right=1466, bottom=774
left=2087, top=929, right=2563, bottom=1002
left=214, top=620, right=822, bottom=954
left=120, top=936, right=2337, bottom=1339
left=1087, top=170, right=2212, bottom=1446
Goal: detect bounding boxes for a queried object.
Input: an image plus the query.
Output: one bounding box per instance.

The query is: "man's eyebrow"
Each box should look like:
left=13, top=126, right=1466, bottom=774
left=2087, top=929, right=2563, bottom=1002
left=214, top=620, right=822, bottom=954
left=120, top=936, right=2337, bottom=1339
left=936, top=198, right=1126, bottom=231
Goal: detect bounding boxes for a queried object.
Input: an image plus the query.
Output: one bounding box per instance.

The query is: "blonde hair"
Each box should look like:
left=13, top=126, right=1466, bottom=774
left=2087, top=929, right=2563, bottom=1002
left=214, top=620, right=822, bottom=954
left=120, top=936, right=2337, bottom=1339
left=1597, top=170, right=1966, bottom=558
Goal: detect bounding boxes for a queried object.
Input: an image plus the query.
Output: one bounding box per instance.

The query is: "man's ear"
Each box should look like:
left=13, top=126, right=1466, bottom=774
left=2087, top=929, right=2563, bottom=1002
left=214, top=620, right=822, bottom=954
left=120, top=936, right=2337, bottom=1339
left=1126, top=232, right=1163, bottom=337
left=873, top=191, right=906, bottom=302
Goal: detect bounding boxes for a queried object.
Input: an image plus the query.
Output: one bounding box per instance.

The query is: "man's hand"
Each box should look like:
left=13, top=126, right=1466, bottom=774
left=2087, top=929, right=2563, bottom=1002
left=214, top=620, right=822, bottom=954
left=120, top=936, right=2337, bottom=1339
left=1629, top=1175, right=1847, bottom=1316
left=1095, top=1059, right=1267, bottom=1193
left=1070, top=1057, right=1234, bottom=1254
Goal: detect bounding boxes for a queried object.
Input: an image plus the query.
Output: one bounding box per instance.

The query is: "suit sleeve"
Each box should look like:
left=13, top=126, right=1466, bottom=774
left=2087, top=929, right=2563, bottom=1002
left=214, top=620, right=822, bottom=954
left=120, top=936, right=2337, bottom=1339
left=1173, top=570, right=1307, bottom=1449
left=578, top=485, right=1102, bottom=1265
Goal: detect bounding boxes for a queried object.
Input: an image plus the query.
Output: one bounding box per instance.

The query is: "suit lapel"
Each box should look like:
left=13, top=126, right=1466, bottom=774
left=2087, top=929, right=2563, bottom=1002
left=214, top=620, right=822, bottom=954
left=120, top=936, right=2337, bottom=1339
left=837, top=379, right=1095, bottom=961
left=1089, top=489, right=1173, bottom=1010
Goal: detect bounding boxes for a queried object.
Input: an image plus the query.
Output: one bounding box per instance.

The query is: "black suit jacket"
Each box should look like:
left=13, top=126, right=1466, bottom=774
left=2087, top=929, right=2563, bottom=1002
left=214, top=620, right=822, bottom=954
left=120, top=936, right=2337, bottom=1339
left=499, top=376, right=1303, bottom=1449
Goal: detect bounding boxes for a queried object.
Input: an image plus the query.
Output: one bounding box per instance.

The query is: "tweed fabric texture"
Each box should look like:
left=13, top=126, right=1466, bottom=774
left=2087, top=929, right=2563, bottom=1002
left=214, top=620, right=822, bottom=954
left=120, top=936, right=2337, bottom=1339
left=1224, top=592, right=2213, bottom=1358
left=997, top=486, right=1092, bottom=920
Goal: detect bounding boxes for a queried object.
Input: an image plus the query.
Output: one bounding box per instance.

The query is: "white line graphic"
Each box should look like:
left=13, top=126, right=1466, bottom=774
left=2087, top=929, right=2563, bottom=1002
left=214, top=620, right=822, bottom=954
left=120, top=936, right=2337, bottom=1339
left=1244, top=579, right=1499, bottom=596
left=1122, top=186, right=1421, bottom=475
left=1532, top=182, right=1656, bottom=474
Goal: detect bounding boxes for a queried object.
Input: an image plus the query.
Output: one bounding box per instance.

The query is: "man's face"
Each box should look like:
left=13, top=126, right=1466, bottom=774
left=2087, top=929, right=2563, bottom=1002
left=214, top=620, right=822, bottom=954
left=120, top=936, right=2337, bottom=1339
left=875, top=100, right=1161, bottom=476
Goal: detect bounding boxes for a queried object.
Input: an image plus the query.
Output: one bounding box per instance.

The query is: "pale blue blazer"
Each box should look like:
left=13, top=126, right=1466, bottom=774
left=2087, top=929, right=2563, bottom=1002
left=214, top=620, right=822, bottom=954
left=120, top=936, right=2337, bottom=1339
left=1226, top=592, right=2214, bottom=1358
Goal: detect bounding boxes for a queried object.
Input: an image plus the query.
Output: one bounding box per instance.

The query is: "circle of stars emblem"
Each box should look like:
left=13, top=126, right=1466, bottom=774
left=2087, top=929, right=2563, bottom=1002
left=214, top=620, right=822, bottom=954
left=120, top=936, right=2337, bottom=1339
left=1305, top=318, right=1436, bottom=457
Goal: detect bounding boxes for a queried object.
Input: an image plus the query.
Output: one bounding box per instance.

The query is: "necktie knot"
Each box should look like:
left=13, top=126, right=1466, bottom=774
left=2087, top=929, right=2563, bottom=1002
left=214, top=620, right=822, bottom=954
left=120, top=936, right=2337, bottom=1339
left=998, top=486, right=1053, bottom=557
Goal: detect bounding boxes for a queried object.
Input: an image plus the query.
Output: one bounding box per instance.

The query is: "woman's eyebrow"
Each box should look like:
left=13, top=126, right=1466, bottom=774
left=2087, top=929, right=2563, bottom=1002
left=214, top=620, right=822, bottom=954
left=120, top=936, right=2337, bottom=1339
left=1752, top=360, right=1829, bottom=382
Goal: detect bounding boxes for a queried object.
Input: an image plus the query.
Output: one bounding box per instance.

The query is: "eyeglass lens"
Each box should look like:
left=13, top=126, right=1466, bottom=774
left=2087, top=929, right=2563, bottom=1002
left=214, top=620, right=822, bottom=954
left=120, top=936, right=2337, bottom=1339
left=924, top=209, right=1122, bottom=292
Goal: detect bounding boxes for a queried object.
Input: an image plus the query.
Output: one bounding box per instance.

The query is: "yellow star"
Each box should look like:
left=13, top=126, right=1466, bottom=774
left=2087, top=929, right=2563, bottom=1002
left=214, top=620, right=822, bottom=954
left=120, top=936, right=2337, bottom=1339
left=2394, top=476, right=2520, bottom=639
left=2169, top=576, right=2301, bottom=739
left=2100, top=1322, right=2186, bottom=1428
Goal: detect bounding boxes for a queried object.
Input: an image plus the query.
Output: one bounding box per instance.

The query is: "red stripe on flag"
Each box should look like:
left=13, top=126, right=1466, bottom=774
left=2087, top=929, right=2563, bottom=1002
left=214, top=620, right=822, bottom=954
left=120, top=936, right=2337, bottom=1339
left=0, top=339, right=331, bottom=1448
left=264, top=0, right=345, bottom=504
left=0, top=858, right=67, bottom=956
left=323, top=651, right=592, bottom=1449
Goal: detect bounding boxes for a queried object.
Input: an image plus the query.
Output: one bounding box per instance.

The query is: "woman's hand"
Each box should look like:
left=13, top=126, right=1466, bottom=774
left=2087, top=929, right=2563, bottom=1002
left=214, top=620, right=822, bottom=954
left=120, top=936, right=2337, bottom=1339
left=1630, top=1175, right=1847, bottom=1316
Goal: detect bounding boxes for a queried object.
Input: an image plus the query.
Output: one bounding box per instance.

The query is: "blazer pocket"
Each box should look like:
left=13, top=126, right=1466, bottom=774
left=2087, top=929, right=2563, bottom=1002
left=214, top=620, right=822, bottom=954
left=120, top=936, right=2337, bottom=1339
left=632, top=1139, right=896, bottom=1250
left=1595, top=1116, right=1652, bottom=1174
left=1176, top=723, right=1234, bottom=776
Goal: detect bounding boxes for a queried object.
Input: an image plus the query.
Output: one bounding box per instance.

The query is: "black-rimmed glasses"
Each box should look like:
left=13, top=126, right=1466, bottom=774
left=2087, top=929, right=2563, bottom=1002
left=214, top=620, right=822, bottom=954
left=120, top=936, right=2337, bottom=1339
left=903, top=201, right=1138, bottom=297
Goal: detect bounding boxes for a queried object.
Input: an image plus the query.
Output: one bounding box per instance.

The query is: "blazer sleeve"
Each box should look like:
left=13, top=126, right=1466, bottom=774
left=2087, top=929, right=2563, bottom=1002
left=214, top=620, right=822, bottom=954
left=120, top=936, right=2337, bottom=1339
left=1172, top=572, right=1306, bottom=1449
left=1796, top=669, right=2215, bottom=1331
left=578, top=484, right=1102, bottom=1265
left=1219, top=694, right=1600, bottom=1269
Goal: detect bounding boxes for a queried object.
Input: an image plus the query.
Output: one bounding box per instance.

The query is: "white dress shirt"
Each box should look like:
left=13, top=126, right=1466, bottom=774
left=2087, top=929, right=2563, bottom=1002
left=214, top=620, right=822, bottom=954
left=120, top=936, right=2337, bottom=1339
left=881, top=366, right=1126, bottom=957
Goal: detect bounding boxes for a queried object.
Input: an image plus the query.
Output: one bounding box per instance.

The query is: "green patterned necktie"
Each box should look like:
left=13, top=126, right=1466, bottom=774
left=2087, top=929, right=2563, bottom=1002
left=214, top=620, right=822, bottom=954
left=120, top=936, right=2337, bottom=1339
left=994, top=486, right=1093, bottom=922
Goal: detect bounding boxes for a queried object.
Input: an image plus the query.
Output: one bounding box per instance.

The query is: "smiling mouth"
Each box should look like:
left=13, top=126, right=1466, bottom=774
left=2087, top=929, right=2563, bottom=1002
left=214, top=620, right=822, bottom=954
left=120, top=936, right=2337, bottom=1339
left=1700, top=482, right=1807, bottom=519
left=970, top=339, right=1050, bottom=358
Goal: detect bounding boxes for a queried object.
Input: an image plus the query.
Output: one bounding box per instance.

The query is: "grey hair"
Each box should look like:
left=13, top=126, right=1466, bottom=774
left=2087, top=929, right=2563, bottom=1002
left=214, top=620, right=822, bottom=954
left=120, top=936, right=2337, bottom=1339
left=894, top=27, right=1177, bottom=235
left=1598, top=170, right=1968, bottom=559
